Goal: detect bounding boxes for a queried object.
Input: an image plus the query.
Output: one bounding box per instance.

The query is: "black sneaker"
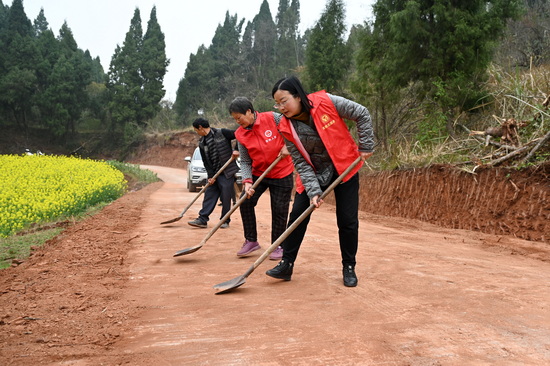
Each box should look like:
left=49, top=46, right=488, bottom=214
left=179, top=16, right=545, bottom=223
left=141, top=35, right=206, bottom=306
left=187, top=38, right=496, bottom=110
left=266, top=259, right=293, bottom=281
left=343, top=265, right=358, bottom=287
left=188, top=218, right=207, bottom=228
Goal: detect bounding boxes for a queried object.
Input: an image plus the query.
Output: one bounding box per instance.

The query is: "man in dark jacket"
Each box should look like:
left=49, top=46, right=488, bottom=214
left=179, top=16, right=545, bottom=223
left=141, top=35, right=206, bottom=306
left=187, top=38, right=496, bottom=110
left=188, top=118, right=239, bottom=229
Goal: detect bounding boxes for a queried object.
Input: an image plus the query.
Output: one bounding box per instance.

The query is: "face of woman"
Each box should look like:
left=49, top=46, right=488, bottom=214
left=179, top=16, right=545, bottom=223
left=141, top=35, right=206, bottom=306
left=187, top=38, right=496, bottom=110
left=273, top=90, right=301, bottom=118
left=231, top=109, right=254, bottom=128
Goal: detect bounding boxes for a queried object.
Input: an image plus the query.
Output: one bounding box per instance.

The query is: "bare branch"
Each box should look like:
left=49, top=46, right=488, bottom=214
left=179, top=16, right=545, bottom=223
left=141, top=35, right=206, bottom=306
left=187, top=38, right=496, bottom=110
left=521, top=130, right=550, bottom=163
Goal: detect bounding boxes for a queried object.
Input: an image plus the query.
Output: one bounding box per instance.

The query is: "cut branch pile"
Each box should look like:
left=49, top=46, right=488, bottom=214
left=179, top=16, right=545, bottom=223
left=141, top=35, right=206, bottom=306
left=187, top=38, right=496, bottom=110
left=459, top=92, right=550, bottom=168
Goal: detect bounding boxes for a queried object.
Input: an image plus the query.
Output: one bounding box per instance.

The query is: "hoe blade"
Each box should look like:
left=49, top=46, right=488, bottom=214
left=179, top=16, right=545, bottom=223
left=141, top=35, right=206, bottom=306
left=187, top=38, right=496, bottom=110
left=173, top=245, right=202, bottom=257
left=160, top=216, right=183, bottom=225
left=213, top=275, right=247, bottom=294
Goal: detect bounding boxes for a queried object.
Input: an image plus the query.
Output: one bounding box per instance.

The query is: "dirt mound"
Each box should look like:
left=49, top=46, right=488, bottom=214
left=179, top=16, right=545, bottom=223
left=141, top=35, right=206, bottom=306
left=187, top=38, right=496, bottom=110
left=352, top=163, right=549, bottom=244
left=126, top=131, right=198, bottom=169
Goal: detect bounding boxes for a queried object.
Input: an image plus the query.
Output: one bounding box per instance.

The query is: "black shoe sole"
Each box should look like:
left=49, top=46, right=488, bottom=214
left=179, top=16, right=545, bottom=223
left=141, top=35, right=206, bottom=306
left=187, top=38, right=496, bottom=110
left=343, top=279, right=358, bottom=287
left=188, top=223, right=207, bottom=228
left=265, top=271, right=292, bottom=281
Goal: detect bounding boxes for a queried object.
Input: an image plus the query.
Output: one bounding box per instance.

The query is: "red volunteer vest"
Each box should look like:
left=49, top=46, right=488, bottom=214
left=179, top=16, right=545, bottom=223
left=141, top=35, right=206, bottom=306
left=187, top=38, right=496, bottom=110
left=278, top=91, right=362, bottom=192
left=235, top=112, right=294, bottom=179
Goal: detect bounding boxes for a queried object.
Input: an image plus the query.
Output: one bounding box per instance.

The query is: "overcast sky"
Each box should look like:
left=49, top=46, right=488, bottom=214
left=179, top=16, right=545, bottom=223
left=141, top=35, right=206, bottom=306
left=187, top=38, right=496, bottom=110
left=21, top=0, right=375, bottom=102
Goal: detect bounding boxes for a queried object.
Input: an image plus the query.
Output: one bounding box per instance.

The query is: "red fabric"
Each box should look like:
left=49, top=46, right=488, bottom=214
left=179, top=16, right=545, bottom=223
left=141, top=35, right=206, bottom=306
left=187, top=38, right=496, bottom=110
left=235, top=112, right=294, bottom=179
left=278, top=91, right=363, bottom=194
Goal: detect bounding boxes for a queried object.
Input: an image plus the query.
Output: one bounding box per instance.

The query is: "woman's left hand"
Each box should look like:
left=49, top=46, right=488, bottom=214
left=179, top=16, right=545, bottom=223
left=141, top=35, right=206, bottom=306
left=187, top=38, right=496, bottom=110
left=279, top=145, right=290, bottom=157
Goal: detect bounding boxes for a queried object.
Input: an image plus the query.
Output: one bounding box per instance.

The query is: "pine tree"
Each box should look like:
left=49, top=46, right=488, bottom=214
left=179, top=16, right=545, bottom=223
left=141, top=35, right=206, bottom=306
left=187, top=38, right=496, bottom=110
left=248, top=0, right=277, bottom=90
left=366, top=0, right=522, bottom=136
left=0, top=0, right=9, bottom=90
left=276, top=0, right=302, bottom=75
left=83, top=51, right=105, bottom=84
left=6, top=0, right=32, bottom=37
left=0, top=0, right=39, bottom=130
left=108, top=8, right=143, bottom=131
left=304, top=0, right=349, bottom=92
left=41, top=53, right=74, bottom=137
left=210, top=11, right=245, bottom=100
left=108, top=6, right=169, bottom=132
left=33, top=11, right=61, bottom=126
left=58, top=21, right=78, bottom=54
left=0, top=0, right=7, bottom=26
left=240, top=20, right=254, bottom=86
left=0, top=1, right=107, bottom=138
left=141, top=6, right=169, bottom=121
left=37, top=22, right=91, bottom=139
left=174, top=45, right=216, bottom=123
left=33, top=7, right=48, bottom=36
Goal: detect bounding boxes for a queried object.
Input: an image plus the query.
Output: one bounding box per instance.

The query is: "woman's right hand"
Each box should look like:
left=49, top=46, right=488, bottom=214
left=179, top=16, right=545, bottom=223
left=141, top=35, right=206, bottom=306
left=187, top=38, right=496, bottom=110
left=311, top=195, right=323, bottom=208
left=244, top=182, right=255, bottom=198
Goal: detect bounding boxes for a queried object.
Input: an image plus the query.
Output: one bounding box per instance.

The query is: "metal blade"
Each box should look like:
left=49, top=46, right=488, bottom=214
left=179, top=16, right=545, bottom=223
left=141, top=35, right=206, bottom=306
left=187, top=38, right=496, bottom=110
left=213, top=275, right=247, bottom=294
left=173, top=245, right=202, bottom=257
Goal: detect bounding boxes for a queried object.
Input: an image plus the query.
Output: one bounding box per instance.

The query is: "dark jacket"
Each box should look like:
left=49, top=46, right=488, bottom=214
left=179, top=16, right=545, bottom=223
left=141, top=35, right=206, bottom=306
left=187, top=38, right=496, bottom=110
left=198, top=128, right=238, bottom=179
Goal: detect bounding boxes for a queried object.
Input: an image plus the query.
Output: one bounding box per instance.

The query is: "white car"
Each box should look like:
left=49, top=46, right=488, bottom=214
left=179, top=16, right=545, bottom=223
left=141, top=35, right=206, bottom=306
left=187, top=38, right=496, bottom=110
left=185, top=147, right=207, bottom=192
left=185, top=147, right=242, bottom=192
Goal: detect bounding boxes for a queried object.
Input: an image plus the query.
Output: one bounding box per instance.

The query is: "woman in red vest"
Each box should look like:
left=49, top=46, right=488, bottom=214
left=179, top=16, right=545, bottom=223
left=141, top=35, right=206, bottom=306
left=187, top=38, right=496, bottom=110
left=266, top=76, right=374, bottom=287
left=229, top=97, right=295, bottom=260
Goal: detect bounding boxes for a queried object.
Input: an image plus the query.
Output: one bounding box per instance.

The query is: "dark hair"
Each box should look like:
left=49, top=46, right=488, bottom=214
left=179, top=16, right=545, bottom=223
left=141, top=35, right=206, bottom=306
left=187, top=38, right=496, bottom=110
left=192, top=117, right=210, bottom=129
left=228, top=97, right=254, bottom=115
left=271, top=76, right=313, bottom=113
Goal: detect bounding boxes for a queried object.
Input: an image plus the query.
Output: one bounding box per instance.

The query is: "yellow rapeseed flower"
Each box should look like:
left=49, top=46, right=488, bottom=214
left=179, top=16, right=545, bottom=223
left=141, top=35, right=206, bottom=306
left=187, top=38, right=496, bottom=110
left=0, top=154, right=127, bottom=237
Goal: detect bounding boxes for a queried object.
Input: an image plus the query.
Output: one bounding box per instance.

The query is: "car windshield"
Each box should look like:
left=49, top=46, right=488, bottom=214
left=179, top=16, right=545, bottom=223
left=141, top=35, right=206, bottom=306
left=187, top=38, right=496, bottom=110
left=192, top=148, right=201, bottom=161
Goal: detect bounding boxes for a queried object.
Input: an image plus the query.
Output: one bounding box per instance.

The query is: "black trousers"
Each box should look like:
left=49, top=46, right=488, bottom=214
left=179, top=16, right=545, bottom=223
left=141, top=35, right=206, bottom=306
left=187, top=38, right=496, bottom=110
left=282, top=172, right=359, bottom=267
left=198, top=174, right=235, bottom=224
left=239, top=173, right=293, bottom=243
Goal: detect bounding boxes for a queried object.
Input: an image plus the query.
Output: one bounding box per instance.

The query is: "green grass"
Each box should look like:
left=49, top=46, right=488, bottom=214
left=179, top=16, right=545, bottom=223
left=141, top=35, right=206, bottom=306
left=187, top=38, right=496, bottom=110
left=107, top=160, right=160, bottom=184
left=0, top=227, right=63, bottom=269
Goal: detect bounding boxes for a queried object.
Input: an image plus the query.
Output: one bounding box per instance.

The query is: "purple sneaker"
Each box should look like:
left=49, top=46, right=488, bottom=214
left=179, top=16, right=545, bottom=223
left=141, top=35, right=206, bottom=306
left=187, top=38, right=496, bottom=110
left=237, top=240, right=260, bottom=257
left=269, top=246, right=283, bottom=260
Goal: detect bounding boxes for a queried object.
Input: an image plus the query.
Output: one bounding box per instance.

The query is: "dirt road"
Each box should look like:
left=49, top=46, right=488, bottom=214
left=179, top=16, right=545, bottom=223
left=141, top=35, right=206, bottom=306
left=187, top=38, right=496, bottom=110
left=1, top=165, right=549, bottom=365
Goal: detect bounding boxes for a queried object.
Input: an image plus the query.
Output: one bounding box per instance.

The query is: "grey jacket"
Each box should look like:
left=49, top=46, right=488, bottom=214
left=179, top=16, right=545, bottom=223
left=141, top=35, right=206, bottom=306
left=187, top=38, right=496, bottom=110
left=281, top=93, right=374, bottom=199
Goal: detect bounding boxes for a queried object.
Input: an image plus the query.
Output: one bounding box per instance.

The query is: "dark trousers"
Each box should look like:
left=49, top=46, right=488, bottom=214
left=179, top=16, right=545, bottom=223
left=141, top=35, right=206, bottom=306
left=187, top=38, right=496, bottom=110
left=282, top=172, right=359, bottom=267
left=198, top=174, right=235, bottom=224
left=239, top=173, right=293, bottom=243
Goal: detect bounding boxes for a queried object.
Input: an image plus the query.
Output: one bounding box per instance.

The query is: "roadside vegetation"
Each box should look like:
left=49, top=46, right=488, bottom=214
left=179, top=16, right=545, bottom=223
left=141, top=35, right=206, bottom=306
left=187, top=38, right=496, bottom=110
left=0, top=156, right=159, bottom=269
left=107, top=160, right=160, bottom=189
left=370, top=63, right=550, bottom=172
